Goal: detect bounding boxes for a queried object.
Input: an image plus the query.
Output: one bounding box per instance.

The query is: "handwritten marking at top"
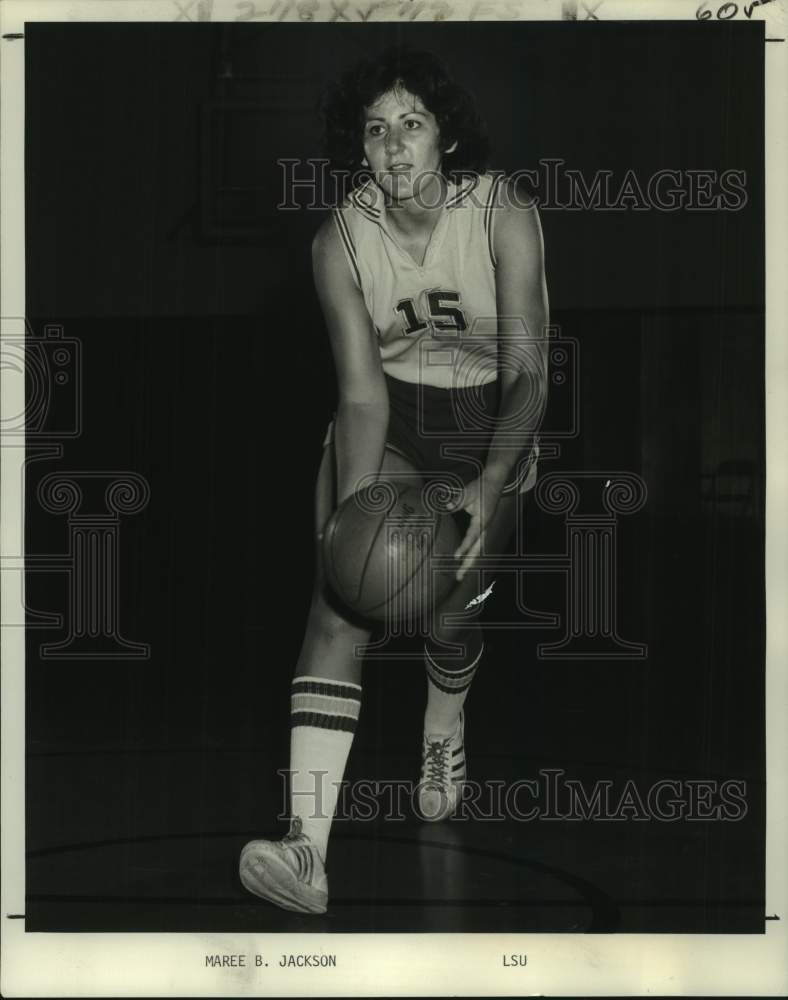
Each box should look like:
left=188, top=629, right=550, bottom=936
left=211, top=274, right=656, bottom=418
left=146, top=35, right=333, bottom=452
left=697, top=0, right=776, bottom=19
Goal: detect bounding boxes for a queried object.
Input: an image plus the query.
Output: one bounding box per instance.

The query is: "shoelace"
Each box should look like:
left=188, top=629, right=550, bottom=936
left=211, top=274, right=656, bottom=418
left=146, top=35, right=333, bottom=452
left=423, top=737, right=452, bottom=787
left=284, top=816, right=304, bottom=842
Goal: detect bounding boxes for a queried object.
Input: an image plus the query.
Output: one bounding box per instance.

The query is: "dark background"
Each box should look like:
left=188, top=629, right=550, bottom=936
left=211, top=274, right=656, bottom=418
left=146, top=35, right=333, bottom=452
left=24, top=21, right=765, bottom=933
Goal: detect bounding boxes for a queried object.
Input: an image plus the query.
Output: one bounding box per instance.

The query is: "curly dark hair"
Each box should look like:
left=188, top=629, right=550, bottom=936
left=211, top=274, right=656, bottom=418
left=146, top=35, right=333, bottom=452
left=320, top=45, right=491, bottom=182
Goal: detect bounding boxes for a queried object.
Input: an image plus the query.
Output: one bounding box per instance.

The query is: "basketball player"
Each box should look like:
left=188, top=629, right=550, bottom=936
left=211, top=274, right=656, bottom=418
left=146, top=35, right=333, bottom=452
left=240, top=47, right=549, bottom=914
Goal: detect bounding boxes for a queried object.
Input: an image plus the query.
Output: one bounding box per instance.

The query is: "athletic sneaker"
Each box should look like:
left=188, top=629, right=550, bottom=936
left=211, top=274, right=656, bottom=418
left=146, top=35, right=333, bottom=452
left=239, top=817, right=328, bottom=914
left=416, top=710, right=466, bottom=822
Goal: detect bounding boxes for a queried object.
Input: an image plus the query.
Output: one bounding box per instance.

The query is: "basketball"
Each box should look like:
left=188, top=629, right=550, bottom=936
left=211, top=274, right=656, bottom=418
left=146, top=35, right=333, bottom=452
left=322, top=476, right=461, bottom=622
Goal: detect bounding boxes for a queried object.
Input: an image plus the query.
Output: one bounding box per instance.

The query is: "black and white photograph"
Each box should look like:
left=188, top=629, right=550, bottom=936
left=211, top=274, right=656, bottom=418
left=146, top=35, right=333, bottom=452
left=1, top=0, right=786, bottom=995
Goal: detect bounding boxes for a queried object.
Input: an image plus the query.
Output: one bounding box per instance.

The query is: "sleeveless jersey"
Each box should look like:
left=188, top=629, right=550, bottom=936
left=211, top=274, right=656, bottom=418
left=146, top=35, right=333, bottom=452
left=331, top=172, right=505, bottom=389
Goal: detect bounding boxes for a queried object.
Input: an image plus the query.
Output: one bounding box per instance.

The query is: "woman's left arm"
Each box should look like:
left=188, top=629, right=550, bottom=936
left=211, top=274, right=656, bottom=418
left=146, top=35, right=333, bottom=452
left=485, top=179, right=549, bottom=488
left=454, top=180, right=549, bottom=578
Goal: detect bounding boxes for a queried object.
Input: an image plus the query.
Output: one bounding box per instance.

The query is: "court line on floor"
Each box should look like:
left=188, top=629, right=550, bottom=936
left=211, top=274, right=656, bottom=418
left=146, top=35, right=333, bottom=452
left=28, top=828, right=618, bottom=928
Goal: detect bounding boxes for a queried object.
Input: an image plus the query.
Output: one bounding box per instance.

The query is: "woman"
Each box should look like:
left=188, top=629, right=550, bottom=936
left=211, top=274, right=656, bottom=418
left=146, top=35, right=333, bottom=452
left=240, top=46, right=548, bottom=914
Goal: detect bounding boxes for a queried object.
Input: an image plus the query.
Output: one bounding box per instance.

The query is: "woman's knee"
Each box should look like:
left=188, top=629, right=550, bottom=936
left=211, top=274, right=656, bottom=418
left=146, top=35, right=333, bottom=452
left=307, top=580, right=371, bottom=644
left=426, top=621, right=483, bottom=669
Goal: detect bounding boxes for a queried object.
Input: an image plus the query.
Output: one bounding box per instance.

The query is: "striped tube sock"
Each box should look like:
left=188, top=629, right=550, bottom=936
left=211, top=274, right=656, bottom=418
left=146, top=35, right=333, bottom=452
left=423, top=641, right=484, bottom=736
left=289, top=676, right=362, bottom=863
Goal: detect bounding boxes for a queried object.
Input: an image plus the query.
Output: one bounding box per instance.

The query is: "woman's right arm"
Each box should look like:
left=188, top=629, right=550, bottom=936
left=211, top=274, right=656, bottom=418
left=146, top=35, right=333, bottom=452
left=312, top=217, right=389, bottom=507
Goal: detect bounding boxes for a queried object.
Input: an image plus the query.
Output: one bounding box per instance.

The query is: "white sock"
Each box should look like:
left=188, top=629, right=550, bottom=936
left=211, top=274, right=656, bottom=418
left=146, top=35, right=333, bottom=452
left=288, top=676, right=361, bottom=863
left=423, top=641, right=484, bottom=736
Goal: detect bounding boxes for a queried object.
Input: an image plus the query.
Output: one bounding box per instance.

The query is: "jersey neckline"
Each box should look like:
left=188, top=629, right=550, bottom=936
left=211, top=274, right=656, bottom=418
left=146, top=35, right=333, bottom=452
left=347, top=174, right=484, bottom=271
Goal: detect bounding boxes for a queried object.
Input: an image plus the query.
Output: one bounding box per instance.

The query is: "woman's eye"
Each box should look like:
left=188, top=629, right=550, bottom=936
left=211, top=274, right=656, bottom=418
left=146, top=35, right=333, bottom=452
left=367, top=125, right=385, bottom=136
left=404, top=119, right=421, bottom=129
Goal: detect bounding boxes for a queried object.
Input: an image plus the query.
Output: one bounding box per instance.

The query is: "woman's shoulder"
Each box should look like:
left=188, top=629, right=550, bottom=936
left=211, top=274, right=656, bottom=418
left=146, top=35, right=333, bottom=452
left=446, top=171, right=535, bottom=217
left=311, top=214, right=340, bottom=260
left=445, top=169, right=497, bottom=204
left=312, top=211, right=366, bottom=294
left=487, top=171, right=539, bottom=213
left=334, top=176, right=381, bottom=220
left=489, top=173, right=545, bottom=267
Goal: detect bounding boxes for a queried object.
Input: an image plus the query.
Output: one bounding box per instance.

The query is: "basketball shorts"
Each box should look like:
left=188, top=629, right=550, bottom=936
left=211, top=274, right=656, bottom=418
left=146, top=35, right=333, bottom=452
left=322, top=373, right=539, bottom=495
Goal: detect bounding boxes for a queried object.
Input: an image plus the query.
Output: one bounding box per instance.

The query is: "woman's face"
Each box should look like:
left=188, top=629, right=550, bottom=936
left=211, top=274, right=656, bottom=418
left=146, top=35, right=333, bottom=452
left=361, top=86, right=454, bottom=204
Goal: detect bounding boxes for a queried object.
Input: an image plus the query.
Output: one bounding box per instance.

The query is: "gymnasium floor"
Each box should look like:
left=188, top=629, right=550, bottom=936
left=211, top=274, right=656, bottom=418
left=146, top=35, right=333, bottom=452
left=25, top=511, right=765, bottom=934
left=25, top=750, right=763, bottom=934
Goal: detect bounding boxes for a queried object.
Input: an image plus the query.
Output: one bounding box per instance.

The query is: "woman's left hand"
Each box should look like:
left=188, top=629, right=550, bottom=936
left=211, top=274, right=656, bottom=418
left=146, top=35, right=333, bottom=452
left=452, top=474, right=504, bottom=581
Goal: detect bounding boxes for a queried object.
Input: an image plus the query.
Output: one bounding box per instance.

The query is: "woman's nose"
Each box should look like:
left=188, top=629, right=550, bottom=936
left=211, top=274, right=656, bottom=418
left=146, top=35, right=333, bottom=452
left=385, top=128, right=405, bottom=155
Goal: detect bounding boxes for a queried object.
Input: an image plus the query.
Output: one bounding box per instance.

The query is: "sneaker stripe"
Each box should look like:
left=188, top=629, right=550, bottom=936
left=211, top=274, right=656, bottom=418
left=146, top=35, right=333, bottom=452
left=300, top=846, right=309, bottom=882
left=299, top=847, right=309, bottom=880
left=418, top=703, right=468, bottom=823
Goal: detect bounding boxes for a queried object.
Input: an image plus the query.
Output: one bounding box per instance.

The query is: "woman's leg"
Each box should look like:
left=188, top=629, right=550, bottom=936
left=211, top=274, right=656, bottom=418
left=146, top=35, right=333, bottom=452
left=285, top=443, right=374, bottom=866
left=290, top=444, right=432, bottom=840
left=241, top=446, right=419, bottom=911
left=294, top=442, right=373, bottom=684
left=417, top=491, right=523, bottom=821
left=295, top=443, right=418, bottom=681
left=426, top=490, right=522, bottom=719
